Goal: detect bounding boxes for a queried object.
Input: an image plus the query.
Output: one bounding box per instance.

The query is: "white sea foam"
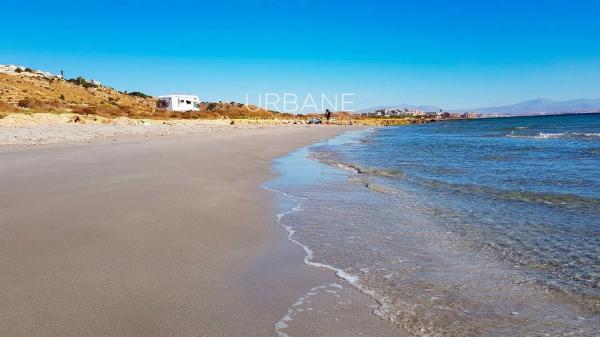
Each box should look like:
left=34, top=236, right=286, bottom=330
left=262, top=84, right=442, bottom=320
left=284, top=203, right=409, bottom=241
left=534, top=132, right=566, bottom=139
left=330, top=283, right=343, bottom=289
left=262, top=185, right=308, bottom=200
left=506, top=131, right=600, bottom=139
left=272, top=281, right=356, bottom=337
left=263, top=183, right=395, bottom=336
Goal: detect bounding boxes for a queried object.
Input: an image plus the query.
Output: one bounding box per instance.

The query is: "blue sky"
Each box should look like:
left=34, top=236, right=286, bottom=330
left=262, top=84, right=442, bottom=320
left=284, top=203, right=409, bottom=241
left=1, top=0, right=599, bottom=112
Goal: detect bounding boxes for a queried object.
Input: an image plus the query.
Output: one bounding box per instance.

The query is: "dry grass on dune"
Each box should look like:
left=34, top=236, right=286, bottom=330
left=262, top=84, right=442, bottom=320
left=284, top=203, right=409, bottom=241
left=0, top=101, right=18, bottom=117
left=71, top=102, right=282, bottom=120
left=0, top=72, right=283, bottom=120
left=0, top=73, right=155, bottom=113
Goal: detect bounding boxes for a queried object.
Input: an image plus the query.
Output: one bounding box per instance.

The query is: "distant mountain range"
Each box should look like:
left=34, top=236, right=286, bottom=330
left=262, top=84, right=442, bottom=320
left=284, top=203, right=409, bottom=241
left=455, top=98, right=600, bottom=115
left=358, top=98, right=600, bottom=115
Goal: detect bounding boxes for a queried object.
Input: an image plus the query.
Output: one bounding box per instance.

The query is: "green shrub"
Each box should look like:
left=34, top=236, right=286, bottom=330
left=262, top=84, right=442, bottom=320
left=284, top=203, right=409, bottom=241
left=67, top=76, right=98, bottom=88
left=128, top=91, right=150, bottom=98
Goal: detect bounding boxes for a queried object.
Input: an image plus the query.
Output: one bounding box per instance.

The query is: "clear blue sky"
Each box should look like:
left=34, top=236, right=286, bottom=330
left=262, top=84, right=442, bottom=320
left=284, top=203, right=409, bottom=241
left=1, top=0, right=599, bottom=111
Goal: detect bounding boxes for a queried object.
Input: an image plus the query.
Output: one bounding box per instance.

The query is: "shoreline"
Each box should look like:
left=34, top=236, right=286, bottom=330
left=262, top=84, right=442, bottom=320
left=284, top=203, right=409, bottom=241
left=264, top=183, right=401, bottom=337
left=270, top=122, right=599, bottom=336
left=0, top=126, right=402, bottom=336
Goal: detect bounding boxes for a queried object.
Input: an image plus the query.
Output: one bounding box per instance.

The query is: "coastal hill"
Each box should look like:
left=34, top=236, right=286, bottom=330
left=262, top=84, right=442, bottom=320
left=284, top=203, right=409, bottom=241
left=0, top=65, right=278, bottom=120
left=0, top=65, right=156, bottom=116
left=0, top=65, right=435, bottom=126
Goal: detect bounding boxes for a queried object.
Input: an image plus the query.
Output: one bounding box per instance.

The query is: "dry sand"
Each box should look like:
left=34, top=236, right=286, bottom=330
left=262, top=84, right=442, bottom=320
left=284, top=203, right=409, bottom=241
left=0, top=127, right=403, bottom=337
left=0, top=113, right=306, bottom=146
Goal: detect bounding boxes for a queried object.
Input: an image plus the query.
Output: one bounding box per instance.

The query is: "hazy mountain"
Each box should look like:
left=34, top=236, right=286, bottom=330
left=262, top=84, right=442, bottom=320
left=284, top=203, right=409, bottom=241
left=357, top=98, right=600, bottom=115
left=458, top=98, right=600, bottom=115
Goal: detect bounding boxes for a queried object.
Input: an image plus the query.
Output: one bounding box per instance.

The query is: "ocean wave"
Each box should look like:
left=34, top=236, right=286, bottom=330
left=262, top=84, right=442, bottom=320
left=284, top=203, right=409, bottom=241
left=500, top=126, right=529, bottom=132
left=310, top=154, right=406, bottom=179
left=365, top=182, right=397, bottom=194
left=314, top=154, right=599, bottom=209
left=419, top=178, right=600, bottom=209
left=262, top=184, right=392, bottom=329
left=506, top=131, right=600, bottom=140
left=582, top=147, right=600, bottom=155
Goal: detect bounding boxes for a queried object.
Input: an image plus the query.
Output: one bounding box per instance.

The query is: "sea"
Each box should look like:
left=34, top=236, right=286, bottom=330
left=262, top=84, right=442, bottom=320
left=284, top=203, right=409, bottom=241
left=266, top=114, right=600, bottom=337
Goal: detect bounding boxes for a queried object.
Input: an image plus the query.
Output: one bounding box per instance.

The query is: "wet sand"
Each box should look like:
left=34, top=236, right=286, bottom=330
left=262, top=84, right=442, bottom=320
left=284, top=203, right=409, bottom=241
left=0, top=126, right=402, bottom=337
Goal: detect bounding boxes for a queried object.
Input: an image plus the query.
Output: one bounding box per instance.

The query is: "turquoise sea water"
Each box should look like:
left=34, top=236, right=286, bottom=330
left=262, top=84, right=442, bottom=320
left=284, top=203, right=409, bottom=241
left=268, top=114, right=600, bottom=336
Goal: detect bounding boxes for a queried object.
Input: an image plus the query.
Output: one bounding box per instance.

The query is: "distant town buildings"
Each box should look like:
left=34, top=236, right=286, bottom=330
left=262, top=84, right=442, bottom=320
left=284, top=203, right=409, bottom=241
left=361, top=108, right=484, bottom=119
left=361, top=108, right=428, bottom=117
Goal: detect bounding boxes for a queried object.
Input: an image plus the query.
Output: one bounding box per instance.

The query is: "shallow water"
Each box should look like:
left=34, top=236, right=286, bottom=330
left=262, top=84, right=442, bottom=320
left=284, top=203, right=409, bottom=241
left=267, top=114, right=600, bottom=336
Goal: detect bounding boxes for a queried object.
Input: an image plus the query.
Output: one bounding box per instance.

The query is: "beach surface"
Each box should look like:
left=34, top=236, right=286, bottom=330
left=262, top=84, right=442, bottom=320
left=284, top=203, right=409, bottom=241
left=0, top=113, right=310, bottom=146
left=0, top=126, right=402, bottom=337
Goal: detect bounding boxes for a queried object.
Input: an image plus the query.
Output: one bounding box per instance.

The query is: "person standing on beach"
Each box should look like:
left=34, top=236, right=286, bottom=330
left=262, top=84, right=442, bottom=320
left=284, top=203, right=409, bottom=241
left=325, top=109, right=332, bottom=124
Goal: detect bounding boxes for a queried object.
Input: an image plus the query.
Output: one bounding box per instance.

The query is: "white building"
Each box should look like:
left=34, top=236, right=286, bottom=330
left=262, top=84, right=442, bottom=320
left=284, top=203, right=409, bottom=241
left=0, top=64, right=56, bottom=79
left=157, top=95, right=200, bottom=112
left=0, top=64, right=20, bottom=73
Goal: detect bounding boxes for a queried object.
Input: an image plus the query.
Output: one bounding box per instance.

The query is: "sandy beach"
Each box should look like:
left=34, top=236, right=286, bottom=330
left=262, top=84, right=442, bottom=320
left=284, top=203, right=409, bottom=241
left=0, top=126, right=402, bottom=337
left=2, top=2, right=598, bottom=335
left=0, top=113, right=316, bottom=146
